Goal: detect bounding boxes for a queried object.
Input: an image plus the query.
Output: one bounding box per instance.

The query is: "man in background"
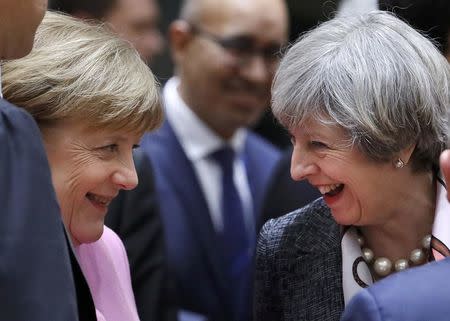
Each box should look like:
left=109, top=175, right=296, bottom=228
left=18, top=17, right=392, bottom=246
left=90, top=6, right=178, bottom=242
left=140, top=0, right=292, bottom=320
left=49, top=0, right=164, bottom=64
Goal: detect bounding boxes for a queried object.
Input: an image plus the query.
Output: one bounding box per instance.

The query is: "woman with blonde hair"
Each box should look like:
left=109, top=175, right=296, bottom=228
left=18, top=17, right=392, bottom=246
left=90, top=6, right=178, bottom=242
left=2, top=12, right=162, bottom=321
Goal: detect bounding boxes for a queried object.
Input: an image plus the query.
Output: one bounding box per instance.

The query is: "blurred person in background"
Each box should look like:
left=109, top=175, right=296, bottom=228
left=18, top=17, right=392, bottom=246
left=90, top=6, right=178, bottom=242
left=138, top=0, right=307, bottom=320
left=49, top=0, right=164, bottom=64
left=0, top=1, right=84, bottom=320
left=2, top=11, right=163, bottom=321
left=254, top=11, right=450, bottom=321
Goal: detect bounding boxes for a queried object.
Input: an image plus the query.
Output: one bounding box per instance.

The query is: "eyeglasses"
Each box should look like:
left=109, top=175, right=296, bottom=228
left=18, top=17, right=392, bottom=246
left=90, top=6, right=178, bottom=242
left=188, top=22, right=284, bottom=68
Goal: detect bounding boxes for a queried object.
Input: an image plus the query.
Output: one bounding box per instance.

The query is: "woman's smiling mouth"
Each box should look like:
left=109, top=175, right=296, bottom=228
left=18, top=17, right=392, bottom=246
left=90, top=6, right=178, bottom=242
left=86, top=192, right=115, bottom=211
left=317, top=184, right=344, bottom=196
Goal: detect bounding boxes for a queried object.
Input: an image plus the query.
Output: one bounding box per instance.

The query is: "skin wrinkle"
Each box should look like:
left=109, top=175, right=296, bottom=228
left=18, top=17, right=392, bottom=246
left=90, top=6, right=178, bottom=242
left=290, top=115, right=436, bottom=274
left=44, top=121, right=140, bottom=245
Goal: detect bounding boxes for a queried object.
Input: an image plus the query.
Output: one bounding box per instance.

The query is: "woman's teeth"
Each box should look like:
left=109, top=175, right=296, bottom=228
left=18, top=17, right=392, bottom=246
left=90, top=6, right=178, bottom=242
left=86, top=193, right=112, bottom=206
left=318, top=184, right=343, bottom=195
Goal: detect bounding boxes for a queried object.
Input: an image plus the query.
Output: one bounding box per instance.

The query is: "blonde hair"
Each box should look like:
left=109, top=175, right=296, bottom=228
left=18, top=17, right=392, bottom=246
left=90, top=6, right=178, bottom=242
left=1, top=11, right=162, bottom=134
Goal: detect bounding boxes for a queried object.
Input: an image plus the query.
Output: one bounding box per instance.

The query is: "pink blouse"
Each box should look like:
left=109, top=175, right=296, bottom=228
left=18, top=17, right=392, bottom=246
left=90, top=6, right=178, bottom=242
left=75, top=226, right=140, bottom=321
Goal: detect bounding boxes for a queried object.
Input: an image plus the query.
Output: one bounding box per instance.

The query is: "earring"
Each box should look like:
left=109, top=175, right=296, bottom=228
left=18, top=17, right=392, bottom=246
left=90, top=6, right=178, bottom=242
left=394, top=158, right=405, bottom=168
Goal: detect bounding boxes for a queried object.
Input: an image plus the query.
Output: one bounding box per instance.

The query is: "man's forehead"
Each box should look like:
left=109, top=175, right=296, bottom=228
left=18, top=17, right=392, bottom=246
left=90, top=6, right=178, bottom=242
left=197, top=0, right=288, bottom=40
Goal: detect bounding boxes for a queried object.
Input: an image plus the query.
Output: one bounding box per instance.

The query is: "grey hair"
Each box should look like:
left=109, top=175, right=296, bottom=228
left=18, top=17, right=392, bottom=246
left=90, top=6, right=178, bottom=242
left=272, top=10, right=450, bottom=172
left=2, top=11, right=162, bottom=134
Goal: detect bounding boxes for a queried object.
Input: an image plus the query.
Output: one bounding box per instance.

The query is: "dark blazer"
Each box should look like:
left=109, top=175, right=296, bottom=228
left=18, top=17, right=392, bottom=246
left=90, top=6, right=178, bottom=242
left=0, top=98, right=92, bottom=320
left=140, top=120, right=281, bottom=321
left=106, top=149, right=177, bottom=321
left=341, top=257, right=450, bottom=321
left=261, top=148, right=321, bottom=230
left=254, top=198, right=344, bottom=321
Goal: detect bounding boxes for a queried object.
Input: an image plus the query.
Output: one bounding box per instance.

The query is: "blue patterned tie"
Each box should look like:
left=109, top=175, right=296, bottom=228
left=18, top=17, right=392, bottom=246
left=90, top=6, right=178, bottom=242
left=211, top=147, right=250, bottom=320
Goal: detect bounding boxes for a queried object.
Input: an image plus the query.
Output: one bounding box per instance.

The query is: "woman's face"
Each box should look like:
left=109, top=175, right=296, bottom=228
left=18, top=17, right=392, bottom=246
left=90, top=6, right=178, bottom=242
left=43, top=120, right=141, bottom=245
left=289, top=118, right=399, bottom=226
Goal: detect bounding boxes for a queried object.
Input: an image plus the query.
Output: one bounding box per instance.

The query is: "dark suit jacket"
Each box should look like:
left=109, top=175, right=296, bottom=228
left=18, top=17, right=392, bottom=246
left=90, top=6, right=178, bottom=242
left=254, top=198, right=344, bottom=321
left=0, top=98, right=92, bottom=320
left=341, top=257, right=450, bottom=321
left=140, top=120, right=281, bottom=321
left=261, top=148, right=321, bottom=230
left=106, top=149, right=177, bottom=321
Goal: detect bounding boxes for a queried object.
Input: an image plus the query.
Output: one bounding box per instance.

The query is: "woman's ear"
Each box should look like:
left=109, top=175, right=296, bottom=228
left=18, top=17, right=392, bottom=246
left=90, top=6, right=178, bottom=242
left=397, top=143, right=417, bottom=166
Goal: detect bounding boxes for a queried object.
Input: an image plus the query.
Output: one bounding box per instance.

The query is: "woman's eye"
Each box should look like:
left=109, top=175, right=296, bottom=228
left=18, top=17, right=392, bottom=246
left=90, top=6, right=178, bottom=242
left=132, top=144, right=140, bottom=150
left=102, top=144, right=119, bottom=153
left=310, top=141, right=328, bottom=149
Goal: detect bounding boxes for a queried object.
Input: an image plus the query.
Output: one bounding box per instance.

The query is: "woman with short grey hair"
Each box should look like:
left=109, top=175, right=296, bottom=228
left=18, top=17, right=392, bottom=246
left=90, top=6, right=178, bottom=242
left=254, top=11, right=450, bottom=321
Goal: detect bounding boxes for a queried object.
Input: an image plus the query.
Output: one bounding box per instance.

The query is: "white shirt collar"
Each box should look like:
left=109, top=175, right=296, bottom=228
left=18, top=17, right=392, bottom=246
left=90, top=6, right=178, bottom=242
left=163, top=77, right=247, bottom=161
left=431, top=180, right=450, bottom=258
left=341, top=226, right=373, bottom=305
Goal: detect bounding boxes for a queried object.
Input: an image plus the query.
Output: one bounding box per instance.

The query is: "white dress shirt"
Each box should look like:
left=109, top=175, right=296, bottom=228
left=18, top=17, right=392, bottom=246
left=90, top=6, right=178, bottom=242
left=163, top=77, right=254, bottom=233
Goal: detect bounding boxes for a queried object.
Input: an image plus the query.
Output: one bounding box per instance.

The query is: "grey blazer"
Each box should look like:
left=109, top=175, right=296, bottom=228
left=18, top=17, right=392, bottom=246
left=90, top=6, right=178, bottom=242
left=254, top=198, right=344, bottom=321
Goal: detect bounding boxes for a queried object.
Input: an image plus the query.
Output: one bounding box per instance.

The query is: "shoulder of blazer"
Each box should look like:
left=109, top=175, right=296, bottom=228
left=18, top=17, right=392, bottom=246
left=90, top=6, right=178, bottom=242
left=258, top=198, right=340, bottom=257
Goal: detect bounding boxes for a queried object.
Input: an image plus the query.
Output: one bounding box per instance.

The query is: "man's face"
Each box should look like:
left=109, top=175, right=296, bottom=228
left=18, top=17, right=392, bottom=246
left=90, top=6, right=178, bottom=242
left=0, top=0, right=47, bottom=59
left=174, top=0, right=288, bottom=139
left=105, top=0, right=163, bottom=64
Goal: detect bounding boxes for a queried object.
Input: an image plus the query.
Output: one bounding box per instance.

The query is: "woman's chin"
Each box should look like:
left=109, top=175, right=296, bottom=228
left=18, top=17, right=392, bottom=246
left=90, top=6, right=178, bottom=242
left=71, top=224, right=104, bottom=245
left=330, top=210, right=358, bottom=226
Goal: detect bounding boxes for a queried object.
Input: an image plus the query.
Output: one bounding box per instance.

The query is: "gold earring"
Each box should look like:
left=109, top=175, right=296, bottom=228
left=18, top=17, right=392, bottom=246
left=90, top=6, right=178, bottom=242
left=394, top=158, right=405, bottom=168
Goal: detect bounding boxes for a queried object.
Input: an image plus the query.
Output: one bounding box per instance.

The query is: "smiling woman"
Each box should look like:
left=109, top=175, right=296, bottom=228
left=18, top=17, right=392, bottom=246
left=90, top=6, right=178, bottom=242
left=254, top=11, right=450, bottom=321
left=1, top=11, right=162, bottom=321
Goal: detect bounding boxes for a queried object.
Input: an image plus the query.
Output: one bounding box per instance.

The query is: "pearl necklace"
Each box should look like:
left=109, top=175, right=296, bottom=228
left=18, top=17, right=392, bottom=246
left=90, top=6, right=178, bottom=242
left=356, top=232, right=432, bottom=277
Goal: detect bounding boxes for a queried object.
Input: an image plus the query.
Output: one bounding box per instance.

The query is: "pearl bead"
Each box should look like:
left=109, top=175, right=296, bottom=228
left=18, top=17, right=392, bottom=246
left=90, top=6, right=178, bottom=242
left=362, top=248, right=374, bottom=263
left=410, top=249, right=425, bottom=265
left=394, top=259, right=409, bottom=271
left=356, top=229, right=430, bottom=278
left=422, top=235, right=431, bottom=249
left=374, top=257, right=392, bottom=276
left=357, top=235, right=365, bottom=246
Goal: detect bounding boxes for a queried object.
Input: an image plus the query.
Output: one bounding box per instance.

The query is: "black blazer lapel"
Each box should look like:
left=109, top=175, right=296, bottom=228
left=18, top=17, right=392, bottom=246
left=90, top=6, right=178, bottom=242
left=64, top=230, right=97, bottom=321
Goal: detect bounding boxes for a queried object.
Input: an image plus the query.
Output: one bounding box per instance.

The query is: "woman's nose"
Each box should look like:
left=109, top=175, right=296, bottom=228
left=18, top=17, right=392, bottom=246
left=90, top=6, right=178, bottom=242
left=113, top=160, right=139, bottom=191
left=290, top=147, right=318, bottom=181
